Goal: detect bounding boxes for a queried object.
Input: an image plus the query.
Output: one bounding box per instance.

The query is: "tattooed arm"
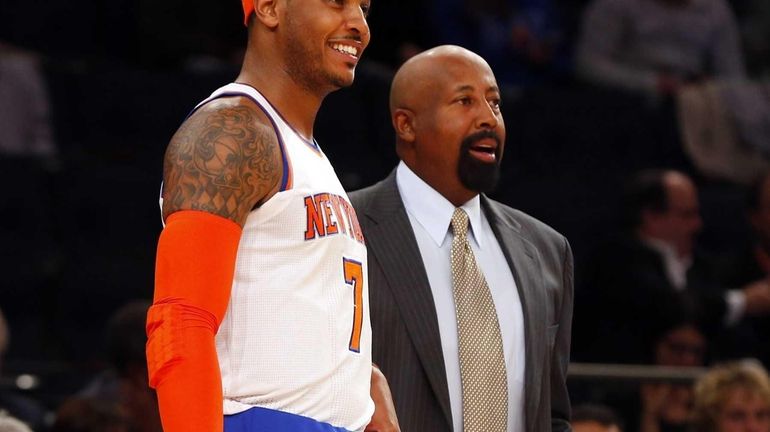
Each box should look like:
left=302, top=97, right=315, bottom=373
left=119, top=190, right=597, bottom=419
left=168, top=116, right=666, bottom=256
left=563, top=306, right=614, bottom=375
left=147, top=97, right=282, bottom=432
left=161, top=97, right=282, bottom=226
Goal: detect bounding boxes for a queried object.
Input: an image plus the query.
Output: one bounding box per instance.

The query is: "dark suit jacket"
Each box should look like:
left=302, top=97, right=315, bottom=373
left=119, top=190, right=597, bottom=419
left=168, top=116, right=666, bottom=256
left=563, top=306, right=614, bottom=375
left=350, top=171, right=573, bottom=432
left=575, top=235, right=727, bottom=364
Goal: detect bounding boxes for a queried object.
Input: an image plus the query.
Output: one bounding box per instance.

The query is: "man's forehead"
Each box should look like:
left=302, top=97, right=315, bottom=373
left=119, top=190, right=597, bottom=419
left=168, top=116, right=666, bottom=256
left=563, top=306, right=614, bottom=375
left=391, top=46, right=498, bottom=108
left=451, top=82, right=500, bottom=94
left=437, top=62, right=498, bottom=90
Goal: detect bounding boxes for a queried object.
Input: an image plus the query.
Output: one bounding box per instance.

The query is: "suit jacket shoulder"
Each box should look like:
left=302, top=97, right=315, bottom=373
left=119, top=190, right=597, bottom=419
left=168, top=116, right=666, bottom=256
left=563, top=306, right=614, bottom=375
left=349, top=177, right=395, bottom=216
left=483, top=198, right=566, bottom=243
left=481, top=196, right=571, bottom=273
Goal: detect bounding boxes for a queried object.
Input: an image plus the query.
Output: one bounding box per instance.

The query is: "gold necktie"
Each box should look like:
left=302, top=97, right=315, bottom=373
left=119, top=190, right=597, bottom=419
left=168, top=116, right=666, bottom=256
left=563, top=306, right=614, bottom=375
left=450, top=208, right=508, bottom=432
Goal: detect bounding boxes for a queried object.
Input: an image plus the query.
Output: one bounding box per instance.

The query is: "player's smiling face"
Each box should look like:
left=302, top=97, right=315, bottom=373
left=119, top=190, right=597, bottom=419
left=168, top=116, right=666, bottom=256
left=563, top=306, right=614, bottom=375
left=282, top=0, right=371, bottom=92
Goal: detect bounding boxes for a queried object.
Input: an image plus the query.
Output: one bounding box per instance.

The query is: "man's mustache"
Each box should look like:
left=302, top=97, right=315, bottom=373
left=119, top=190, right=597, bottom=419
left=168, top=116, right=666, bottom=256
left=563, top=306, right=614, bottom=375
left=461, top=130, right=502, bottom=155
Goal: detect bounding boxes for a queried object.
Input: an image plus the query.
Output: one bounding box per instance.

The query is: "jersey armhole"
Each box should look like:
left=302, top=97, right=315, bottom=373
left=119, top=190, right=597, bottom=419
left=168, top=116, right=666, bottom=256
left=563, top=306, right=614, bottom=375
left=248, top=98, right=293, bottom=192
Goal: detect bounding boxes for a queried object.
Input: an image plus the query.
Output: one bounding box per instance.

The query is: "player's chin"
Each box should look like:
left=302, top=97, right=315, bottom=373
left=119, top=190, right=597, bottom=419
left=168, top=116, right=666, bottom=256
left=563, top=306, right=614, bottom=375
left=336, top=61, right=360, bottom=83
left=330, top=71, right=356, bottom=88
left=329, top=64, right=356, bottom=87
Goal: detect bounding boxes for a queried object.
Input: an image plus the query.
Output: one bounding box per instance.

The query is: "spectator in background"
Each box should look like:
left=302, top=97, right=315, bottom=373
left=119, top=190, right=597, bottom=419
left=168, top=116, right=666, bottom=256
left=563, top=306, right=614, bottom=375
left=638, top=318, right=706, bottom=432
left=718, top=172, right=770, bottom=368
left=736, top=171, right=770, bottom=290
left=51, top=397, right=128, bottom=432
left=586, top=315, right=705, bottom=432
left=80, top=301, right=161, bottom=432
left=575, top=0, right=745, bottom=97
left=0, top=309, right=47, bottom=432
left=572, top=404, right=625, bottom=432
left=0, top=40, right=57, bottom=161
left=0, top=39, right=61, bottom=364
left=60, top=304, right=150, bottom=432
left=691, top=361, right=770, bottom=432
left=576, top=170, right=770, bottom=364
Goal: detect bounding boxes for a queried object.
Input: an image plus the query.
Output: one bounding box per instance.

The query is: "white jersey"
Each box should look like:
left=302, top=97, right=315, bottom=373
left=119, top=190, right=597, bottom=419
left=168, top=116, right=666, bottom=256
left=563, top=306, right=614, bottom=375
left=191, top=83, right=373, bottom=431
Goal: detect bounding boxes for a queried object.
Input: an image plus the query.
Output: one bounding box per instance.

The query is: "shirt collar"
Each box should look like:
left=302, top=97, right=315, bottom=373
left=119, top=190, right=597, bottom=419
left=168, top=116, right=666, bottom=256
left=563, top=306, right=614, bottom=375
left=396, top=161, right=484, bottom=248
left=642, top=237, right=690, bottom=264
left=641, top=236, right=692, bottom=290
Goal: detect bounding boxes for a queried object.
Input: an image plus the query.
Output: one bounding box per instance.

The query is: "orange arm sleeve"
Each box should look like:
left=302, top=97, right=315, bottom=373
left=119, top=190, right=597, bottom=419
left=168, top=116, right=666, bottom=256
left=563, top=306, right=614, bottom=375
left=146, top=210, right=242, bottom=432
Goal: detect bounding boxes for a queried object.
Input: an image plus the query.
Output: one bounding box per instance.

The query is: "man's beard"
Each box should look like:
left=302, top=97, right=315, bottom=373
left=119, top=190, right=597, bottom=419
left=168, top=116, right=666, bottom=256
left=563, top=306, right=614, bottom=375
left=457, top=130, right=502, bottom=194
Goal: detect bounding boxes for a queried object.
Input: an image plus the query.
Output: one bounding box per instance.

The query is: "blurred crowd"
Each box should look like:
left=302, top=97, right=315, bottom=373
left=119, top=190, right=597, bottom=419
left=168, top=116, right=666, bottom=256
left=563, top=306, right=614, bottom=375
left=2, top=0, right=770, bottom=430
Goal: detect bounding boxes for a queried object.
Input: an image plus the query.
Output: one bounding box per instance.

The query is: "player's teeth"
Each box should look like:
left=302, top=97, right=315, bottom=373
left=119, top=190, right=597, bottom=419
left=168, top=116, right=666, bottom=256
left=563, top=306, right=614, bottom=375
left=333, top=44, right=356, bottom=56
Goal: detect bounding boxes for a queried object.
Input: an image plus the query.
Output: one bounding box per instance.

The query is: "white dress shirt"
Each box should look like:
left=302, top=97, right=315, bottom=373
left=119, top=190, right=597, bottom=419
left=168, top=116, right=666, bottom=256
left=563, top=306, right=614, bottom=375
left=396, top=162, right=526, bottom=432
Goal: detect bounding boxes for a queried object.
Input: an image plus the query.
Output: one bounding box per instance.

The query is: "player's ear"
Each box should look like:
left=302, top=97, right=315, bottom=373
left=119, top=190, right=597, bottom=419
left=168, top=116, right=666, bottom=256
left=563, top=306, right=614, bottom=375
left=393, top=109, right=416, bottom=143
left=254, top=0, right=280, bottom=29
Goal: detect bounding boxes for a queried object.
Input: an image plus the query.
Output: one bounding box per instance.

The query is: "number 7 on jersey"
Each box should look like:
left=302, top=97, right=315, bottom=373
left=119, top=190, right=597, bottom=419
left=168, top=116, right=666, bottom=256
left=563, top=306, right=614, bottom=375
left=343, top=258, right=364, bottom=353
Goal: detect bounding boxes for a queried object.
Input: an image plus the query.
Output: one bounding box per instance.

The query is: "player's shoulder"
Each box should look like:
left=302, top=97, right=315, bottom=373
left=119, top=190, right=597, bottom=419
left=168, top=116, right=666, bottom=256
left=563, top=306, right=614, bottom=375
left=180, top=95, right=274, bottom=136
left=161, top=93, right=284, bottom=223
left=166, top=94, right=280, bottom=163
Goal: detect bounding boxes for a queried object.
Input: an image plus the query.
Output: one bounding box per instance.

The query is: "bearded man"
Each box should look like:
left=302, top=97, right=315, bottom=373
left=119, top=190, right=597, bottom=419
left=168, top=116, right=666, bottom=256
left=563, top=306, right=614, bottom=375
left=350, top=45, right=573, bottom=432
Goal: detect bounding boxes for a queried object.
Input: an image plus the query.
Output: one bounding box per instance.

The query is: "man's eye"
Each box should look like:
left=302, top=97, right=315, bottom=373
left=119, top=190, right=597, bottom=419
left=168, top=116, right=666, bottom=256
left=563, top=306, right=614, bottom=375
left=489, top=99, right=501, bottom=110
left=457, top=97, right=472, bottom=105
left=361, top=2, right=371, bottom=16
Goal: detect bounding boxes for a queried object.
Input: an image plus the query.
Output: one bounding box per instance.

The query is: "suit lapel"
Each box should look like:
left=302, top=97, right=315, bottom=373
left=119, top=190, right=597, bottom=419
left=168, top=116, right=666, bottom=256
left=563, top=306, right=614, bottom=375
left=482, top=197, right=546, bottom=432
left=362, top=173, right=454, bottom=428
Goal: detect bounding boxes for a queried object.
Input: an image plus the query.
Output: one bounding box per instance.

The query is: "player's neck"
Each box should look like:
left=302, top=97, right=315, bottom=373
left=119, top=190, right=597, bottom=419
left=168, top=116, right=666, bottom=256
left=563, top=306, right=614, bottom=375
left=237, top=62, right=324, bottom=141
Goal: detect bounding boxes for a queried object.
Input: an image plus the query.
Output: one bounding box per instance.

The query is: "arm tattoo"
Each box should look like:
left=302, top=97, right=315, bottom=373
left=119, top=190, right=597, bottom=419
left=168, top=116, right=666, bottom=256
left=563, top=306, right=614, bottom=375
left=162, top=103, right=281, bottom=224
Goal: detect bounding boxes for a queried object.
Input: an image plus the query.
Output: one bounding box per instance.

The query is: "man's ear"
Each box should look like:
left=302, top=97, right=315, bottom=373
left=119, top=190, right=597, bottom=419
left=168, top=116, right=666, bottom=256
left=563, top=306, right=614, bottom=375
left=393, top=109, right=416, bottom=143
left=254, top=0, right=280, bottom=29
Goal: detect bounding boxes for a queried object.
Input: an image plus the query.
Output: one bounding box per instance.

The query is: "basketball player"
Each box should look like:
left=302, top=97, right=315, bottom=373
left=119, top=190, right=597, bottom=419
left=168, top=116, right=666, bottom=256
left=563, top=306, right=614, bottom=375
left=145, top=0, right=399, bottom=431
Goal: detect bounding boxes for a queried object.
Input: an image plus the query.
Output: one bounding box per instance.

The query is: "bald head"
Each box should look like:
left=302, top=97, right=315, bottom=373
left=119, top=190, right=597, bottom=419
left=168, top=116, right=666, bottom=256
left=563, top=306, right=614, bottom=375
left=662, top=170, right=695, bottom=194
left=633, top=169, right=702, bottom=256
left=389, top=45, right=493, bottom=115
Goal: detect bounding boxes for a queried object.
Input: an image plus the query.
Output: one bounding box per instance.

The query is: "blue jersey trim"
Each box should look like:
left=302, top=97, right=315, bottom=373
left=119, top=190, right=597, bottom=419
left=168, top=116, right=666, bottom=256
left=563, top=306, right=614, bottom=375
left=224, top=407, right=354, bottom=432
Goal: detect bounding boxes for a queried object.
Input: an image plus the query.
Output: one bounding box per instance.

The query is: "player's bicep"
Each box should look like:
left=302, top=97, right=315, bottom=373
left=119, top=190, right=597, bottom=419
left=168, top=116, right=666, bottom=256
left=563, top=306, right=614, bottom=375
left=161, top=100, right=282, bottom=226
